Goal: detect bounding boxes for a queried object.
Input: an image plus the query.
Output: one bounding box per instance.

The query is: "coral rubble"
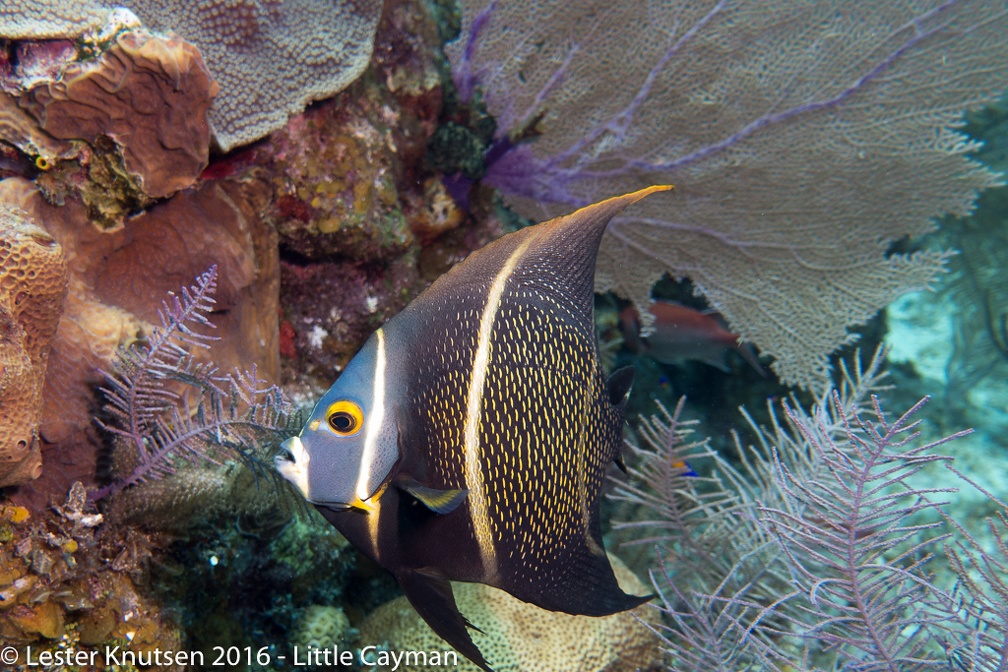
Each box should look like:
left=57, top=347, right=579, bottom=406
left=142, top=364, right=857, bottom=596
left=0, top=484, right=182, bottom=663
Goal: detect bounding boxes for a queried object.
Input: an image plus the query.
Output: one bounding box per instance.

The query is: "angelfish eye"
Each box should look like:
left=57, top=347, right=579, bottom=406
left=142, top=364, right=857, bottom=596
left=326, top=400, right=364, bottom=436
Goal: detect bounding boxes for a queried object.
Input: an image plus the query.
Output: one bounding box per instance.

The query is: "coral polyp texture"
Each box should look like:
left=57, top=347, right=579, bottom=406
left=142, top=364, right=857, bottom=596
left=0, top=205, right=67, bottom=488
left=449, top=0, right=1008, bottom=390
left=2, top=0, right=383, bottom=152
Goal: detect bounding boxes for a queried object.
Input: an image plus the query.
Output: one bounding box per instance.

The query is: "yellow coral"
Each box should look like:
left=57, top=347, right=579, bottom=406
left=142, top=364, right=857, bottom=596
left=1, top=505, right=31, bottom=524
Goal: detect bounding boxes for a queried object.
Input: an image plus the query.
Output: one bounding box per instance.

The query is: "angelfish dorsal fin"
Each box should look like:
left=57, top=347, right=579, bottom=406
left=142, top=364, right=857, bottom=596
left=397, top=476, right=469, bottom=514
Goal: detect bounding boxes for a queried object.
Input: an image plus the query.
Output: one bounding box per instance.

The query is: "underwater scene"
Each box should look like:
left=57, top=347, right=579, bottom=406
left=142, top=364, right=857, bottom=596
left=1, top=0, right=1007, bottom=670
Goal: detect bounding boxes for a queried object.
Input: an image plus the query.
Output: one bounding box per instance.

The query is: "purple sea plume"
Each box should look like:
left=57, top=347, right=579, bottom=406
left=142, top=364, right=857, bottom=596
left=92, top=266, right=294, bottom=503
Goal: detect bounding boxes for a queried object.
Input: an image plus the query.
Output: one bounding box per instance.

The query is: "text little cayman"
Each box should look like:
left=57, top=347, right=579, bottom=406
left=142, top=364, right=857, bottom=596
left=16, top=644, right=460, bottom=670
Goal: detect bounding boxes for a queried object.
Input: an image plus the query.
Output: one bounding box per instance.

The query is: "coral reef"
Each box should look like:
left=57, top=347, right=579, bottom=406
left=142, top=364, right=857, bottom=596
left=0, top=205, right=66, bottom=487
left=448, top=0, right=1008, bottom=390
left=154, top=510, right=358, bottom=662
left=1, top=18, right=217, bottom=223
left=1, top=1, right=383, bottom=152
left=0, top=174, right=278, bottom=501
left=263, top=0, right=501, bottom=392
left=0, top=484, right=183, bottom=664
left=0, top=91, right=73, bottom=167
left=359, top=555, right=662, bottom=672
left=20, top=28, right=217, bottom=201
left=291, top=604, right=353, bottom=656
left=92, top=265, right=293, bottom=527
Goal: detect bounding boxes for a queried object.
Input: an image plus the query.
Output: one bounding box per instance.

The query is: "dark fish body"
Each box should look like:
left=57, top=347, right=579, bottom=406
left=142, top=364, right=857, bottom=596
left=276, top=187, right=670, bottom=670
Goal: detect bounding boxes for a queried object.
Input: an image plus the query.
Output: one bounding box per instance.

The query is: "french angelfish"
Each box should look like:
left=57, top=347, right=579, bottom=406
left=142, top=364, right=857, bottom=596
left=275, top=186, right=671, bottom=671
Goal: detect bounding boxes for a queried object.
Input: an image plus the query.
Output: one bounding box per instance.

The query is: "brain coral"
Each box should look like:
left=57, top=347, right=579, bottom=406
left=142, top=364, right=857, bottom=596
left=359, top=555, right=662, bottom=672
left=0, top=205, right=68, bottom=488
left=1, top=0, right=383, bottom=152
left=292, top=604, right=352, bottom=652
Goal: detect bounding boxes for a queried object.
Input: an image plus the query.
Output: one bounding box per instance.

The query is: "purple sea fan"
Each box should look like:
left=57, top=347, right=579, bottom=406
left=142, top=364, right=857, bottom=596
left=448, top=0, right=1008, bottom=390
left=93, top=265, right=295, bottom=509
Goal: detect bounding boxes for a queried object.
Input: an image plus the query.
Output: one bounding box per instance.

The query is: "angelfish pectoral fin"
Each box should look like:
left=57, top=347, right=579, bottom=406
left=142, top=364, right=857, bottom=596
left=398, top=570, right=492, bottom=672
left=606, top=366, right=635, bottom=473
left=605, top=366, right=635, bottom=408
left=397, top=476, right=469, bottom=514
left=613, top=452, right=628, bottom=474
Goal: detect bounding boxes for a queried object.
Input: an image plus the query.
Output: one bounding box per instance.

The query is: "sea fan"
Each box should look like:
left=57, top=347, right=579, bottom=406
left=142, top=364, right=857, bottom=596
left=92, top=265, right=295, bottom=506
left=616, top=350, right=1008, bottom=670
left=447, top=0, right=1008, bottom=391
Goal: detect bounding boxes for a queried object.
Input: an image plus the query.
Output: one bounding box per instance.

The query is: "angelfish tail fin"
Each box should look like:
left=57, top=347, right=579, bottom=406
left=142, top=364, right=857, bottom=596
left=398, top=570, right=494, bottom=672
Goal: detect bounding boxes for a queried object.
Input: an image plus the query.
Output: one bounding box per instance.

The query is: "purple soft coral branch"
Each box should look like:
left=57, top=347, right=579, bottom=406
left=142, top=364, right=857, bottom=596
left=90, top=415, right=238, bottom=501
left=454, top=1, right=498, bottom=103
left=122, top=266, right=219, bottom=459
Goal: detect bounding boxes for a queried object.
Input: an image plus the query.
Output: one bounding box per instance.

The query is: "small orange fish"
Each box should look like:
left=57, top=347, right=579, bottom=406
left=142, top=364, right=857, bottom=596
left=620, top=301, right=765, bottom=375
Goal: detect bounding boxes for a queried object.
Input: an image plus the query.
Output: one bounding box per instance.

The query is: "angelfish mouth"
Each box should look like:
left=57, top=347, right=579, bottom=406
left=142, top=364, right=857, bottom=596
left=274, top=436, right=310, bottom=499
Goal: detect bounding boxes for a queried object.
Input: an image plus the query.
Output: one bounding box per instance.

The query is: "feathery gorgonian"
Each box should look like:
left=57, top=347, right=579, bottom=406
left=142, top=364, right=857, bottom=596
left=449, top=0, right=1008, bottom=390
left=93, top=266, right=294, bottom=503
left=615, top=350, right=1008, bottom=669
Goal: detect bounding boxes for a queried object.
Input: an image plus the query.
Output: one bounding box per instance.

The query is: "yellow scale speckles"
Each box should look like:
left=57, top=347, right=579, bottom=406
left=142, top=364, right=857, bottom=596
left=477, top=289, right=612, bottom=592
left=412, top=305, right=482, bottom=492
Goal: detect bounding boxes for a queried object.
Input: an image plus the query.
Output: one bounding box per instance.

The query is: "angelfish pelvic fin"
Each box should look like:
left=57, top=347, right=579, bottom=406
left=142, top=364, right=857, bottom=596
left=398, top=570, right=492, bottom=672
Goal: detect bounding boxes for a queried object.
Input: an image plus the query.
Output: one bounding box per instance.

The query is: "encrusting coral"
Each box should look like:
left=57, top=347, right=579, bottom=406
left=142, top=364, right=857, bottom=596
left=359, top=555, right=662, bottom=672
left=21, top=29, right=218, bottom=200
left=1, top=0, right=383, bottom=152
left=1, top=15, right=217, bottom=221
left=0, top=173, right=278, bottom=496
left=0, top=205, right=67, bottom=488
left=264, top=0, right=501, bottom=390
left=0, top=484, right=184, bottom=660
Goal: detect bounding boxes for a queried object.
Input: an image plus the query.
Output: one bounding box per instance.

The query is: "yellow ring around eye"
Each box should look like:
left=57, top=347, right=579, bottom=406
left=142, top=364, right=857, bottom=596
left=35, top=156, right=51, bottom=171
left=326, top=400, right=364, bottom=436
